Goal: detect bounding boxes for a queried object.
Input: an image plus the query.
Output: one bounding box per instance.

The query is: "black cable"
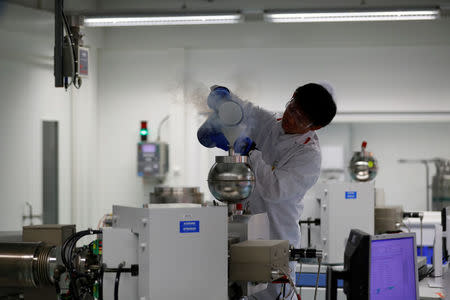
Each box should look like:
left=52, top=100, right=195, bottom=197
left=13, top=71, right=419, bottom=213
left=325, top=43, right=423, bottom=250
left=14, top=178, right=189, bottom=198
left=60, top=229, right=102, bottom=300
left=114, top=263, right=125, bottom=300
left=69, top=277, right=80, bottom=300
left=99, top=264, right=105, bottom=300
left=62, top=230, right=85, bottom=269
left=276, top=291, right=282, bottom=300
left=61, top=10, right=79, bottom=88
left=425, top=266, right=434, bottom=277
left=62, top=232, right=82, bottom=269
left=68, top=230, right=102, bottom=273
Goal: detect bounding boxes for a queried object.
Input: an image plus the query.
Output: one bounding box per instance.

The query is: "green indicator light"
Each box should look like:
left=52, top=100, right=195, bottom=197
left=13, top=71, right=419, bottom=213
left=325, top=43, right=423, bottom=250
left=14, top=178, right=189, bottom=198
left=368, top=161, right=374, bottom=168
left=140, top=129, right=148, bottom=136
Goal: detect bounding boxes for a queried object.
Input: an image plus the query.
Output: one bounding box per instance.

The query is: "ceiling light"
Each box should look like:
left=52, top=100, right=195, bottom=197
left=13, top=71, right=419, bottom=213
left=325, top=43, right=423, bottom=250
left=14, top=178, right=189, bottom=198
left=265, top=9, right=440, bottom=23
left=83, top=14, right=242, bottom=27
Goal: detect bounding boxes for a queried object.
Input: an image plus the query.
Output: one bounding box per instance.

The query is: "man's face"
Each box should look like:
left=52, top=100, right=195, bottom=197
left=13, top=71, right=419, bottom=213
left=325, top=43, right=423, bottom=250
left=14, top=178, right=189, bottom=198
left=282, top=99, right=315, bottom=134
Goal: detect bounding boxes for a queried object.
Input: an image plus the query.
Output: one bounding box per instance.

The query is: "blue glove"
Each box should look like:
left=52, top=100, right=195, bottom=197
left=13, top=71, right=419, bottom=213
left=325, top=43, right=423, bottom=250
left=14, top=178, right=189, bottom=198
left=197, top=121, right=230, bottom=151
left=234, top=136, right=256, bottom=156
left=207, top=86, right=231, bottom=111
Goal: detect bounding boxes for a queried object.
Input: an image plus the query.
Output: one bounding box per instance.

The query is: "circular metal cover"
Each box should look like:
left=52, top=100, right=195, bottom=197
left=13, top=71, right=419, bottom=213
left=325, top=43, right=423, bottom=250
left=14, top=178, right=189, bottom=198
left=215, top=155, right=249, bottom=164
left=153, top=187, right=200, bottom=194
left=208, top=158, right=255, bottom=203
left=348, top=151, right=378, bottom=182
left=150, top=186, right=203, bottom=204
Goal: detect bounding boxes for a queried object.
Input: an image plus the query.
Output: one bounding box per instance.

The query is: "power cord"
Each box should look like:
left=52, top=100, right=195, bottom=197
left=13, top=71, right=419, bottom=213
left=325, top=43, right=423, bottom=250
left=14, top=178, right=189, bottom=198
left=61, top=10, right=81, bottom=89
left=313, top=257, right=322, bottom=300
left=114, top=262, right=125, bottom=300
left=298, top=263, right=302, bottom=299
left=279, top=269, right=300, bottom=300
left=60, top=229, right=102, bottom=300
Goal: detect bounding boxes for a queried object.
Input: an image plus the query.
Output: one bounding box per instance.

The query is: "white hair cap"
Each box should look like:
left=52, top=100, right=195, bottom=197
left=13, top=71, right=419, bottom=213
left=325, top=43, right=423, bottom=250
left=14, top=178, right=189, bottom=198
left=318, top=81, right=335, bottom=98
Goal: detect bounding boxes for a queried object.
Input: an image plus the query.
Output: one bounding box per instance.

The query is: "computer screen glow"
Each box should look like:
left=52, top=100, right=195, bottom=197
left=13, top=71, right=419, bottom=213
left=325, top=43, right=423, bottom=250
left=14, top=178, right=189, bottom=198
left=370, top=237, right=417, bottom=300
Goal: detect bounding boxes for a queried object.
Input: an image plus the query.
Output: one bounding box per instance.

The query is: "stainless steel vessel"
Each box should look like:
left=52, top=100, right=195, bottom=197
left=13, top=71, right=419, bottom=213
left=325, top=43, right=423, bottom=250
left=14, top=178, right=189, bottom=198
left=432, top=159, right=450, bottom=211
left=374, top=206, right=403, bottom=234
left=208, top=153, right=255, bottom=204
left=348, top=141, right=378, bottom=182
left=398, top=158, right=450, bottom=211
left=0, top=242, right=57, bottom=288
left=150, top=187, right=203, bottom=204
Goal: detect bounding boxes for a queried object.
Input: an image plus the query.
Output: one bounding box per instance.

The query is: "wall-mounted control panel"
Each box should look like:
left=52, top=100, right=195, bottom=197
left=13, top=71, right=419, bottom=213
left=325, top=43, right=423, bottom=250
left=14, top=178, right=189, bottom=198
left=137, top=142, right=169, bottom=180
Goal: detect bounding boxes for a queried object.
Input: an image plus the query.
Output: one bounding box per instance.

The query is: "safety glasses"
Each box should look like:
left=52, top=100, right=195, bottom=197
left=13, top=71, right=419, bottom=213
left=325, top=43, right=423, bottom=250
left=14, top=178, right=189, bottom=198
left=285, top=99, right=313, bottom=130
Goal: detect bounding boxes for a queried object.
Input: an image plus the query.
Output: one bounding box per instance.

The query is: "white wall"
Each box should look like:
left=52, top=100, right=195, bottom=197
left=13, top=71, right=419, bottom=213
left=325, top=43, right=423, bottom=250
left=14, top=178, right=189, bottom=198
left=70, top=28, right=103, bottom=229
left=350, top=123, right=450, bottom=211
left=0, top=4, right=102, bottom=231
left=3, top=4, right=449, bottom=231
left=97, top=49, right=173, bottom=216
left=95, top=19, right=450, bottom=216
left=0, top=4, right=72, bottom=230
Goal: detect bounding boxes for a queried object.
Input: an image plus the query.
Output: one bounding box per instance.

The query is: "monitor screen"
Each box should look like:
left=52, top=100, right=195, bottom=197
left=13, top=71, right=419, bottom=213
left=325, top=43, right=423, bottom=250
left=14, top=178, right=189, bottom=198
left=370, top=236, right=417, bottom=300
left=142, top=143, right=156, bottom=153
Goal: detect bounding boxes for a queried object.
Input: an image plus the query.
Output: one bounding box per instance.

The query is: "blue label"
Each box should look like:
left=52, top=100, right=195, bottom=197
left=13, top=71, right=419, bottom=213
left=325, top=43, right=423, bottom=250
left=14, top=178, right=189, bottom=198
left=179, top=221, right=200, bottom=233
left=345, top=191, right=357, bottom=199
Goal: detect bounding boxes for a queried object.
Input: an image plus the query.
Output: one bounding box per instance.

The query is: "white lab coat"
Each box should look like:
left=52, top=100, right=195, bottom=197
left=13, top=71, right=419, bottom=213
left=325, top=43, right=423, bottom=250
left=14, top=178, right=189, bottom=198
left=234, top=95, right=322, bottom=299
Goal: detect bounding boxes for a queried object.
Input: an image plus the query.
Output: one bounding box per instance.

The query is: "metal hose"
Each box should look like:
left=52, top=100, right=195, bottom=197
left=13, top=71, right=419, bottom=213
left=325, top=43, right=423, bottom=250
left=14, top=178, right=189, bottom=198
left=314, top=257, right=322, bottom=300
left=0, top=242, right=56, bottom=288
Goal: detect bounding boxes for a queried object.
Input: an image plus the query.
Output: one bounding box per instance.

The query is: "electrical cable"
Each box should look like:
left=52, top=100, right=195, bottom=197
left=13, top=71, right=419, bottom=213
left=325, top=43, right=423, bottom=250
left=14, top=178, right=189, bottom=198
left=67, top=229, right=102, bottom=273
left=298, top=263, right=302, bottom=299
left=97, top=214, right=109, bottom=229
left=60, top=229, right=102, bottom=300
left=401, top=221, right=411, bottom=232
left=114, top=263, right=125, bottom=300
left=279, top=269, right=300, bottom=300
left=420, top=216, right=424, bottom=256
left=62, top=230, right=87, bottom=269
left=313, top=257, right=322, bottom=300
left=99, top=264, right=105, bottom=300
left=425, top=266, right=435, bottom=277
left=61, top=10, right=80, bottom=89
left=61, top=11, right=75, bottom=88
left=69, top=276, right=81, bottom=300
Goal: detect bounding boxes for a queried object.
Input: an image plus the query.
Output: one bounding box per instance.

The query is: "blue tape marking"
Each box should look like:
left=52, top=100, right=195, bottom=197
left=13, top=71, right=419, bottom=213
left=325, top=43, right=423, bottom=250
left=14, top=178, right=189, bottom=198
left=296, top=273, right=343, bottom=288
left=179, top=220, right=200, bottom=233
left=345, top=191, right=357, bottom=199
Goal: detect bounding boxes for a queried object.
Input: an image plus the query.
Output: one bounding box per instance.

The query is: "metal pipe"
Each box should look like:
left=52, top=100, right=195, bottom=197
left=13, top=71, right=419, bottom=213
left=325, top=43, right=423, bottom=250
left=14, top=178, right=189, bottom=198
left=157, top=115, right=170, bottom=141
left=0, top=242, right=57, bottom=288
left=398, top=159, right=431, bottom=210
left=420, top=215, right=424, bottom=256
left=314, top=257, right=322, bottom=300
left=425, top=163, right=430, bottom=211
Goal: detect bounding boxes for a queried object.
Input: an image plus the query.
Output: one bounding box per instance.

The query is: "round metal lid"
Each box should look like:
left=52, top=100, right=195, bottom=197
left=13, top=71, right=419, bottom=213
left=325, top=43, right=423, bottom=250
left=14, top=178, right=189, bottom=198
left=215, top=155, right=249, bottom=164
left=152, top=187, right=201, bottom=194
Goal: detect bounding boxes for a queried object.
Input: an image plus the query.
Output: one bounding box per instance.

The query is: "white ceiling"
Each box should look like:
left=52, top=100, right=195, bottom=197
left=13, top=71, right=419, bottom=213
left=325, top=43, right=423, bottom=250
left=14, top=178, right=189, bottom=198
left=6, top=0, right=450, bottom=15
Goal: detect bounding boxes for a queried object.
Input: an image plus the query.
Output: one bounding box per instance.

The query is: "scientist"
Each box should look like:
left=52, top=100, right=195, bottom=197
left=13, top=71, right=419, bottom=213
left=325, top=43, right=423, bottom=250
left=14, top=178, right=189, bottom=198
left=198, top=83, right=336, bottom=299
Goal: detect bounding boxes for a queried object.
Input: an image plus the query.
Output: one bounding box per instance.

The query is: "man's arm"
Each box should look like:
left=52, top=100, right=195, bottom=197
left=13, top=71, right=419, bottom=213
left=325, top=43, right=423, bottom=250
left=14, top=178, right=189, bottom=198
left=249, top=148, right=321, bottom=202
left=229, top=92, right=276, bottom=147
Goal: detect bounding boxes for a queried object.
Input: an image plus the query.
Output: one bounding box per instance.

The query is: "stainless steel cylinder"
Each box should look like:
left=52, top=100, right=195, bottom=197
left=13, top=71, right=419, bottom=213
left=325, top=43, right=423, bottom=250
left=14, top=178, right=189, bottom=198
left=208, top=155, right=255, bottom=203
left=150, top=187, right=204, bottom=204
left=432, top=159, right=450, bottom=211
left=0, top=242, right=57, bottom=288
left=348, top=151, right=378, bottom=182
left=374, top=206, right=403, bottom=234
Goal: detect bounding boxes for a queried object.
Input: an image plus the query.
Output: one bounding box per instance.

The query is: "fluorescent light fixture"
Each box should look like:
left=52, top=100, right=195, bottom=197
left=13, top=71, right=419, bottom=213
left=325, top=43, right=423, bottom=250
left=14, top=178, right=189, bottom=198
left=83, top=14, right=241, bottom=27
left=265, top=9, right=440, bottom=23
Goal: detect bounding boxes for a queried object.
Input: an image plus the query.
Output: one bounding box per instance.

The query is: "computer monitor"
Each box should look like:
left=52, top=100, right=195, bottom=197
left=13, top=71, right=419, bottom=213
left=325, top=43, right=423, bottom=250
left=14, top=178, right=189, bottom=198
left=326, top=229, right=419, bottom=300
left=370, top=233, right=419, bottom=300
